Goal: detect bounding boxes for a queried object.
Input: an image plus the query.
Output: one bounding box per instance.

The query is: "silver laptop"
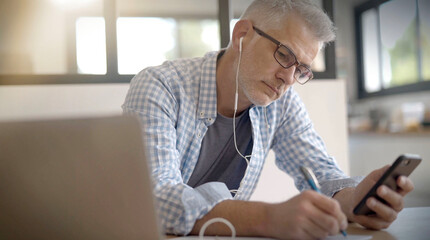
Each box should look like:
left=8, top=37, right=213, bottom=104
left=0, top=115, right=163, bottom=239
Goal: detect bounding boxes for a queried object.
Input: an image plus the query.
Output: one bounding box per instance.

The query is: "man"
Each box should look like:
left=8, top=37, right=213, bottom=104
left=122, top=0, right=414, bottom=239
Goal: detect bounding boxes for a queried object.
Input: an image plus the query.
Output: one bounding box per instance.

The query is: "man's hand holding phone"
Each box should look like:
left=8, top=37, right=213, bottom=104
left=334, top=154, right=420, bottom=230
left=349, top=165, right=415, bottom=229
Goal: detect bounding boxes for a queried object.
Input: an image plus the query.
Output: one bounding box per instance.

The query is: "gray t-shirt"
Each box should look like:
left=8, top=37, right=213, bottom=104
left=187, top=109, right=253, bottom=194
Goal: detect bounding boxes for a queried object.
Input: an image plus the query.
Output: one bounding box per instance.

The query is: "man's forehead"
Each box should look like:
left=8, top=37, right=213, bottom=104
left=270, top=18, right=320, bottom=66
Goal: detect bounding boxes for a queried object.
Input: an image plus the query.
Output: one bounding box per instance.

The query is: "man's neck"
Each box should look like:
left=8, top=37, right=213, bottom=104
left=216, top=48, right=251, bottom=118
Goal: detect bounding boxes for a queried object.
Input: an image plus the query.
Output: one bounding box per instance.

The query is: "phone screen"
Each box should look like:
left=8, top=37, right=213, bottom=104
left=353, top=154, right=421, bottom=215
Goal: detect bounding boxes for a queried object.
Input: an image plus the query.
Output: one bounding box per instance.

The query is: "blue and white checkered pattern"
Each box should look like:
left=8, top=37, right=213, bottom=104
left=122, top=51, right=359, bottom=235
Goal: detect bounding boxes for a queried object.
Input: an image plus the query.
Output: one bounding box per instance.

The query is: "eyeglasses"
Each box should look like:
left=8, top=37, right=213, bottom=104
left=253, top=26, right=314, bottom=85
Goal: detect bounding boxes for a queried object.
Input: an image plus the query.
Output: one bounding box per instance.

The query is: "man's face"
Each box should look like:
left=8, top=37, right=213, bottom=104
left=238, top=15, right=320, bottom=107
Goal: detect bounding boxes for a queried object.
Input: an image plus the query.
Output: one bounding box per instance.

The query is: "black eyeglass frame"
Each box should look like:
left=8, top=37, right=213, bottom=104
left=252, top=26, right=314, bottom=84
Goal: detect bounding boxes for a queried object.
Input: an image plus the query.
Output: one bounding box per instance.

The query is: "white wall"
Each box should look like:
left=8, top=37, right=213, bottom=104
left=0, top=84, right=129, bottom=121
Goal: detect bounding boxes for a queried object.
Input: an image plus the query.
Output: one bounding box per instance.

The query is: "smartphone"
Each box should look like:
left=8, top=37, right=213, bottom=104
left=353, top=154, right=422, bottom=215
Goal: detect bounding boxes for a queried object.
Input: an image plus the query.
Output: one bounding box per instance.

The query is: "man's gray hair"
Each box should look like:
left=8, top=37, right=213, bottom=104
left=240, top=0, right=336, bottom=48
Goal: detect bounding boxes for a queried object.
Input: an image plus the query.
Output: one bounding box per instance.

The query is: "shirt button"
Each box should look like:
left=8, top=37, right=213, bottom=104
left=197, top=133, right=201, bottom=138
left=200, top=112, right=204, bottom=117
left=208, top=118, right=212, bottom=122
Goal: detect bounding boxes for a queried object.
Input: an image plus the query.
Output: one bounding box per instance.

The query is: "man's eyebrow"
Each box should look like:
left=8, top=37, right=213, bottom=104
left=303, top=63, right=312, bottom=69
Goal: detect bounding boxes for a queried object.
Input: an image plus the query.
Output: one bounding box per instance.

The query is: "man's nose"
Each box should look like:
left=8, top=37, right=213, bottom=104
left=275, top=65, right=296, bottom=86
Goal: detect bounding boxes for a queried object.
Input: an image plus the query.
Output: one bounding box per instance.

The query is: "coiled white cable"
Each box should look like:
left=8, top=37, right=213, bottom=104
left=199, top=217, right=236, bottom=240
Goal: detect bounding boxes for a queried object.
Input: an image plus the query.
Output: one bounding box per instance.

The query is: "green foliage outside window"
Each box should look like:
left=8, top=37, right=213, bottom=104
left=387, top=19, right=418, bottom=87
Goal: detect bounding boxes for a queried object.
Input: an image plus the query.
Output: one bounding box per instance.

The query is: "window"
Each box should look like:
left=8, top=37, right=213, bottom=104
left=76, top=17, right=107, bottom=74
left=117, top=17, right=176, bottom=74
left=355, top=0, right=430, bottom=98
left=419, top=0, right=430, bottom=80
left=116, top=0, right=220, bottom=74
left=0, top=0, right=103, bottom=75
left=361, top=9, right=381, bottom=92
left=116, top=17, right=219, bottom=74
left=0, top=0, right=337, bottom=85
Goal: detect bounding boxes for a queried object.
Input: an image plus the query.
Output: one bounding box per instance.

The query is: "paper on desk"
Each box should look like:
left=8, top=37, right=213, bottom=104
left=169, top=237, right=274, bottom=240
left=170, top=234, right=372, bottom=239
left=326, top=234, right=372, bottom=240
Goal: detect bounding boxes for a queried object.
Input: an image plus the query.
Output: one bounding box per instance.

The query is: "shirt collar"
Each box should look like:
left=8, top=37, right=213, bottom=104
left=197, top=50, right=223, bottom=120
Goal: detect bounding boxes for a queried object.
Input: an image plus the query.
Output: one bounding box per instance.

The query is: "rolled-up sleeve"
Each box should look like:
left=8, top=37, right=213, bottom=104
left=320, top=176, right=364, bottom=197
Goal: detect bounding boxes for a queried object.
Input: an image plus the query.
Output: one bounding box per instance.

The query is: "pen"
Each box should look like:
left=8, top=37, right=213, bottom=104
left=300, top=166, right=348, bottom=238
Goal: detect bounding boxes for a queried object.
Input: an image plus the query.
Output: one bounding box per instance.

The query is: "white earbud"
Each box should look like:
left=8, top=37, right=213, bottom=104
left=239, top=37, right=243, bottom=53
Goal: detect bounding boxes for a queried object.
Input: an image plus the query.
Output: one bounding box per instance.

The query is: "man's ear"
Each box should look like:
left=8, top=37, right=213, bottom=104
left=231, top=19, right=253, bottom=52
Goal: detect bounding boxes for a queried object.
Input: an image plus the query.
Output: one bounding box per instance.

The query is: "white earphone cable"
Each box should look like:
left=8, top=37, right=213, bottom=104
left=229, top=37, right=252, bottom=195
left=233, top=37, right=251, bottom=166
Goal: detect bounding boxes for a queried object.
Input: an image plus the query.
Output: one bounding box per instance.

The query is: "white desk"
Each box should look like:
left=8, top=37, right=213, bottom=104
left=169, top=207, right=430, bottom=239
left=346, top=207, right=430, bottom=240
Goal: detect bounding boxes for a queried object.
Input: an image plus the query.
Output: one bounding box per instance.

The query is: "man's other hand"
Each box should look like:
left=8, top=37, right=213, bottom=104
left=266, top=190, right=348, bottom=239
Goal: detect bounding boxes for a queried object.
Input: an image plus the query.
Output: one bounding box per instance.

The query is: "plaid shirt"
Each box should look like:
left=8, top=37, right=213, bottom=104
left=122, top=51, right=359, bottom=235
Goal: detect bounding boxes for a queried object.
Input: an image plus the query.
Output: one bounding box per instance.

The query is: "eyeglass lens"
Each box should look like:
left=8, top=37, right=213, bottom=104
left=294, top=66, right=313, bottom=84
left=275, top=46, right=312, bottom=84
left=274, top=46, right=296, bottom=68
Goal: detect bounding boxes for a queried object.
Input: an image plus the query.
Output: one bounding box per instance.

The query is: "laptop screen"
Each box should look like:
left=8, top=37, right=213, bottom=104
left=0, top=115, right=162, bottom=239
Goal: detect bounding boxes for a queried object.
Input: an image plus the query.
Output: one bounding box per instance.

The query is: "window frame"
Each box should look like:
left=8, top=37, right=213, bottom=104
left=355, top=0, right=430, bottom=99
left=0, top=0, right=336, bottom=85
